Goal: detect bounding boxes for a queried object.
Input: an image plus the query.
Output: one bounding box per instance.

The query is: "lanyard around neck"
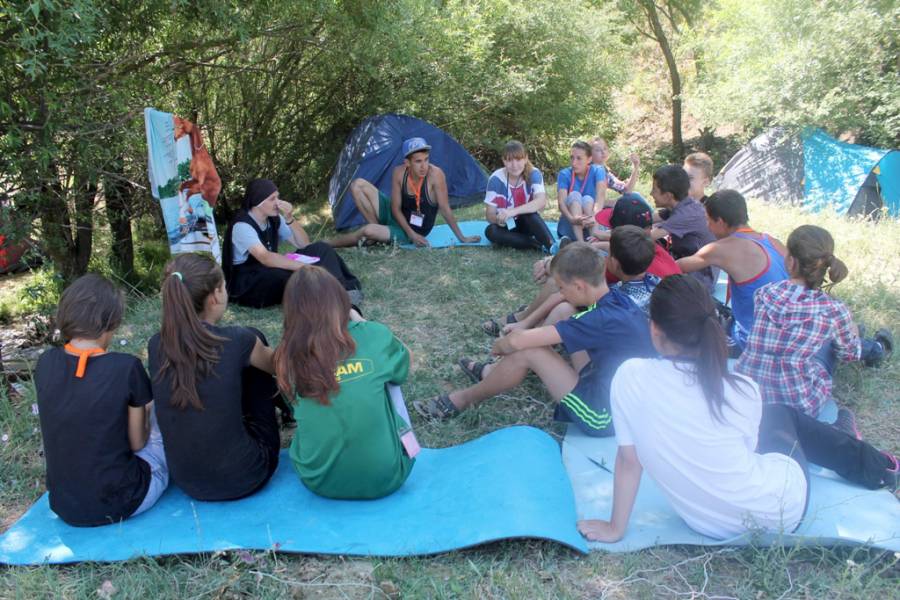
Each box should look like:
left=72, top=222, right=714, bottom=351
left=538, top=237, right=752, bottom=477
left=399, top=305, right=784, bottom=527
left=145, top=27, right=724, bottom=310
left=507, top=171, right=524, bottom=205
left=407, top=170, right=425, bottom=213
left=568, top=167, right=590, bottom=196
left=64, top=343, right=105, bottom=378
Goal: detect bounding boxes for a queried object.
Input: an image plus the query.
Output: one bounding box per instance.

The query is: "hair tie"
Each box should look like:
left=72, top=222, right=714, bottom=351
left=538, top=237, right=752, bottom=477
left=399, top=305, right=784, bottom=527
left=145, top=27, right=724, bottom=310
left=172, top=271, right=184, bottom=281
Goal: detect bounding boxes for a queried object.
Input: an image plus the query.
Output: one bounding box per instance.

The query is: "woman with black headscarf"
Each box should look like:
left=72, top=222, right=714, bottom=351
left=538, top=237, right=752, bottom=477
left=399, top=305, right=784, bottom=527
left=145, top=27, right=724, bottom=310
left=222, top=179, right=362, bottom=308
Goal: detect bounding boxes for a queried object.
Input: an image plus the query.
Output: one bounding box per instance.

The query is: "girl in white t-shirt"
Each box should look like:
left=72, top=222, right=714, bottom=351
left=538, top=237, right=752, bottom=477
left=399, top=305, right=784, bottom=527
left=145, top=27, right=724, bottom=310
left=578, top=274, right=898, bottom=542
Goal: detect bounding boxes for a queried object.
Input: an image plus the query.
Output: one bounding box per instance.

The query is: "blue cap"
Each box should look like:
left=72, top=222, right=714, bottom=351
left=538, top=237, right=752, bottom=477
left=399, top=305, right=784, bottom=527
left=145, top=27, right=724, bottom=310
left=402, top=137, right=431, bottom=158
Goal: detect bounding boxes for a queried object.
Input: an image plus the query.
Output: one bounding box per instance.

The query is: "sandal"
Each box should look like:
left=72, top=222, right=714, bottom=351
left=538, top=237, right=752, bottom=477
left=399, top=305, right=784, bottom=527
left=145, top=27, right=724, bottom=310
left=458, top=357, right=489, bottom=384
left=481, top=304, right=527, bottom=337
left=413, top=393, right=460, bottom=420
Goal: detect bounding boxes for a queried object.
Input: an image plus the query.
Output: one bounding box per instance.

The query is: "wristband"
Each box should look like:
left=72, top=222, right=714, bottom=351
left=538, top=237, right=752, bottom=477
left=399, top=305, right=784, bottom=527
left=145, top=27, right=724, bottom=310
left=285, top=219, right=295, bottom=225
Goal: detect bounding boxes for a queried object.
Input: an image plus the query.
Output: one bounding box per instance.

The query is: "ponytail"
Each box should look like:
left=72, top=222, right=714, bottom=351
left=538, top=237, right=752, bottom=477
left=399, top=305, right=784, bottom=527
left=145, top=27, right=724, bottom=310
left=787, top=225, right=848, bottom=291
left=157, top=254, right=226, bottom=411
left=649, top=275, right=750, bottom=422
left=696, top=313, right=729, bottom=421
left=826, top=256, right=849, bottom=289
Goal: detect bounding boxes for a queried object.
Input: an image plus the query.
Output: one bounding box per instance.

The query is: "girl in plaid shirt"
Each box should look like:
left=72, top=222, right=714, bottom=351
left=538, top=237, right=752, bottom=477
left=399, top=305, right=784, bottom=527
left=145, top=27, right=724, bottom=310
left=736, top=225, right=890, bottom=418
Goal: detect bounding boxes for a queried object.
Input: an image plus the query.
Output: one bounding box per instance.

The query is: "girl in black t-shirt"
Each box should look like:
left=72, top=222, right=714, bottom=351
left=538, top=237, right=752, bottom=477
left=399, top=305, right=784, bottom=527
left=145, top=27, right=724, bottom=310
left=35, top=274, right=169, bottom=526
left=149, top=253, right=286, bottom=501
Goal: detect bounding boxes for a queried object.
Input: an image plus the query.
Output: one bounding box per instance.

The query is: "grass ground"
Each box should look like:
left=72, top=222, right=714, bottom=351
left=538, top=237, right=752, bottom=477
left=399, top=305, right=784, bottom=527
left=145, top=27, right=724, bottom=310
left=1, top=197, right=899, bottom=598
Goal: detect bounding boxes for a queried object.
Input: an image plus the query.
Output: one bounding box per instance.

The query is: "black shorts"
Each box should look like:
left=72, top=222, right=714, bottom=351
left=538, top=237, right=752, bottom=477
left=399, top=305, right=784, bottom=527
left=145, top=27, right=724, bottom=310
left=554, top=366, right=615, bottom=437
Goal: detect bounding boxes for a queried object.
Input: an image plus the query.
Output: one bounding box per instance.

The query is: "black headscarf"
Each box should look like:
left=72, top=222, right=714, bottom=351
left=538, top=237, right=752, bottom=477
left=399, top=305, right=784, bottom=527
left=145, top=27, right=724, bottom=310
left=242, top=178, right=278, bottom=211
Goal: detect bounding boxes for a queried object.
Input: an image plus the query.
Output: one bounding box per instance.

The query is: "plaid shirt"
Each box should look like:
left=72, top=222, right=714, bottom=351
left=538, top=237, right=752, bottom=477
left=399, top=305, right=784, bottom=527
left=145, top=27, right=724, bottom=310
left=735, top=280, right=860, bottom=417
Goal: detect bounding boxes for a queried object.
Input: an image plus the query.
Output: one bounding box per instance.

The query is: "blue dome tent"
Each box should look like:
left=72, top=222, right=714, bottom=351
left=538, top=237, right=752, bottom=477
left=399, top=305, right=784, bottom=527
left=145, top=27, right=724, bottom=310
left=713, top=128, right=900, bottom=218
left=328, top=114, right=488, bottom=230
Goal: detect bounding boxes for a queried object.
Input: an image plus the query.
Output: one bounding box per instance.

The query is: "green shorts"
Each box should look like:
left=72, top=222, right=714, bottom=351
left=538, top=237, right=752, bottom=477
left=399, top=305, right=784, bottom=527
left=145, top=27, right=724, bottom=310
left=378, top=192, right=410, bottom=244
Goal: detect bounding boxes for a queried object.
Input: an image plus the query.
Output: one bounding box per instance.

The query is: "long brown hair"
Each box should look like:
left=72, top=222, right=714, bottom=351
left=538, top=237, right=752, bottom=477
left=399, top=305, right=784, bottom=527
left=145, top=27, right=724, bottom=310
left=503, top=140, right=534, bottom=188
left=649, top=275, right=751, bottom=422
left=274, top=266, right=356, bottom=405
left=157, top=253, right=226, bottom=411
left=787, top=225, right=848, bottom=291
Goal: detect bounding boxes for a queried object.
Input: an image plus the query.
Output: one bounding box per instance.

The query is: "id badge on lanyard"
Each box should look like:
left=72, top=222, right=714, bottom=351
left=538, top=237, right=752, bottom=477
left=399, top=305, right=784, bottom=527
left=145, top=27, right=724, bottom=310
left=409, top=173, right=426, bottom=228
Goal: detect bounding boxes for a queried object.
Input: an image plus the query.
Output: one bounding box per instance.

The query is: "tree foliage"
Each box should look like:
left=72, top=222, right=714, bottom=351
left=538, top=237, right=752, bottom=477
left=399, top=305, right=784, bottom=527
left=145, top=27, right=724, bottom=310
left=1, top=0, right=620, bottom=280
left=687, top=0, right=900, bottom=147
left=1, top=0, right=898, bottom=284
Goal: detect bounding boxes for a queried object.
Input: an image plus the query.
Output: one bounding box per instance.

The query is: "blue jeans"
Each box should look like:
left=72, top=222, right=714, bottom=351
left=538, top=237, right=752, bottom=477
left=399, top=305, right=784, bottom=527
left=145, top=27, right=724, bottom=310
left=813, top=336, right=885, bottom=375
left=556, top=216, right=592, bottom=240
left=812, top=341, right=837, bottom=376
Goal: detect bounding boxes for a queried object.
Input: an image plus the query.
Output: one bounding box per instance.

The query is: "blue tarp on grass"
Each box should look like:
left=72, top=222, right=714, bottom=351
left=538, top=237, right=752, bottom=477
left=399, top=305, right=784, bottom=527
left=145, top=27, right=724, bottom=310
left=0, top=427, right=587, bottom=565
left=564, top=403, right=900, bottom=553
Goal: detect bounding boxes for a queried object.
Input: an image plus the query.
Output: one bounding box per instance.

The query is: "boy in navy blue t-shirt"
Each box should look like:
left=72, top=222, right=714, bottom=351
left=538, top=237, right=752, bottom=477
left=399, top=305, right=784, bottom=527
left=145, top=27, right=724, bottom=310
left=414, top=243, right=656, bottom=436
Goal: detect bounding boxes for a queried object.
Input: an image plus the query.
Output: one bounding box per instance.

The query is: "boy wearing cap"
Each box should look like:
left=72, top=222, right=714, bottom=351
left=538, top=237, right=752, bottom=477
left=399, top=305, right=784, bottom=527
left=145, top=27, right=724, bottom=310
left=591, top=193, right=681, bottom=282
left=414, top=242, right=655, bottom=439
left=328, top=138, right=480, bottom=248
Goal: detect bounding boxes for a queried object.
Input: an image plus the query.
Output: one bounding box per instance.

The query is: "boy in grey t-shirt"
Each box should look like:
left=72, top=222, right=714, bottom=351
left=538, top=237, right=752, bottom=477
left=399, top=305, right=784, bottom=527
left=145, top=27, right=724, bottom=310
left=649, top=165, right=717, bottom=292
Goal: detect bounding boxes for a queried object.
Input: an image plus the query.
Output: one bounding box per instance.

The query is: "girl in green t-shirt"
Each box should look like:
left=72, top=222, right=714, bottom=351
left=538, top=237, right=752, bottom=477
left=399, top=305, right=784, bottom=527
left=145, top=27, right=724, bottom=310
left=274, top=266, right=416, bottom=499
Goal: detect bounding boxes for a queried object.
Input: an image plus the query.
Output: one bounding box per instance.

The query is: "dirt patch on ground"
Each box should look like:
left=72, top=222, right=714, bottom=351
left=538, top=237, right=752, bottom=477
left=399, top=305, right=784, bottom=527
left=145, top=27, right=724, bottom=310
left=1, top=319, right=51, bottom=384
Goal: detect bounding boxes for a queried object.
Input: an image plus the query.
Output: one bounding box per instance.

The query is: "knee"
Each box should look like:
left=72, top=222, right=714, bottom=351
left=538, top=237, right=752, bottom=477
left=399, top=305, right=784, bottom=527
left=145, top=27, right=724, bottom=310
left=484, top=224, right=501, bottom=242
left=350, top=178, right=367, bottom=194
left=547, top=302, right=575, bottom=325
left=510, top=347, right=543, bottom=366
left=306, top=240, right=331, bottom=254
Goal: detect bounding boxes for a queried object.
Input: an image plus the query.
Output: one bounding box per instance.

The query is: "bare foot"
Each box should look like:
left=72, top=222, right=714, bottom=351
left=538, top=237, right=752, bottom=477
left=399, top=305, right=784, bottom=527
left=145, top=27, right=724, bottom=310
left=577, top=519, right=622, bottom=543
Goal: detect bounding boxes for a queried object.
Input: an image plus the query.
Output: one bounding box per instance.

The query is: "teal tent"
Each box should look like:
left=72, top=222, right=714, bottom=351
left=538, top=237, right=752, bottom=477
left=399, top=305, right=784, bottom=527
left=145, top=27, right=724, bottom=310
left=714, top=128, right=900, bottom=218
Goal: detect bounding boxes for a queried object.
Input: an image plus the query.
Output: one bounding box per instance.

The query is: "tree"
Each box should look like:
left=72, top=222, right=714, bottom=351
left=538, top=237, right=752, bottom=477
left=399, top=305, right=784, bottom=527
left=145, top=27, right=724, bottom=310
left=614, top=0, right=701, bottom=158
left=2, top=0, right=623, bottom=284
left=0, top=1, right=256, bottom=280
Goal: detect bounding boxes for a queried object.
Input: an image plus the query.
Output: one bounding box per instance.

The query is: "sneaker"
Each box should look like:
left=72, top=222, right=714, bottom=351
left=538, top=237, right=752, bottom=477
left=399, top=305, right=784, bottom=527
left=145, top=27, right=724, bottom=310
left=347, top=289, right=364, bottom=307
left=881, top=452, right=899, bottom=494
left=834, top=407, right=862, bottom=440
left=861, top=328, right=893, bottom=367
left=875, top=329, right=893, bottom=361
left=549, top=235, right=572, bottom=256
left=548, top=241, right=558, bottom=255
